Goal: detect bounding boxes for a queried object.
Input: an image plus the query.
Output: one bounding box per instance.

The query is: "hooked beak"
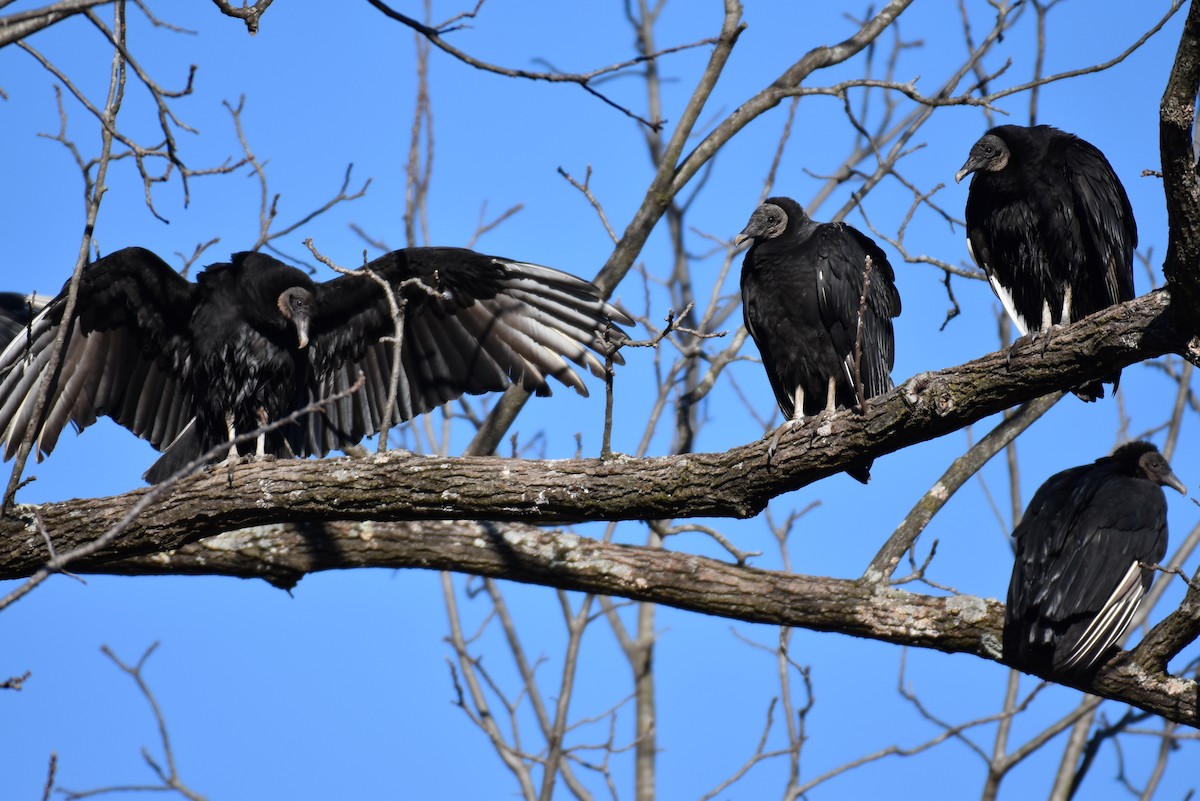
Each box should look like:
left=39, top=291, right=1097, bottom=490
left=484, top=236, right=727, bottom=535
left=1164, top=470, right=1188, bottom=496
left=735, top=218, right=765, bottom=248
left=294, top=316, right=310, bottom=349
left=955, top=156, right=982, bottom=184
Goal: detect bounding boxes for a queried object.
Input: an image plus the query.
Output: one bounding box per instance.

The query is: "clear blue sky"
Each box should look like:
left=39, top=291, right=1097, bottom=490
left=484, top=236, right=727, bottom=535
left=1, top=2, right=1196, bottom=799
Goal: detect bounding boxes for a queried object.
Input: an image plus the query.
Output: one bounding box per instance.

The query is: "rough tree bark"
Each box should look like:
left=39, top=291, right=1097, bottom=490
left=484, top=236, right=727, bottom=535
left=1, top=289, right=1197, bottom=727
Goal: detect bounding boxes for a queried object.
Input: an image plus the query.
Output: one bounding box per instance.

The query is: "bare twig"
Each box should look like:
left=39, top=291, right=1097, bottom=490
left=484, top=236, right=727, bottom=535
left=58, top=643, right=207, bottom=801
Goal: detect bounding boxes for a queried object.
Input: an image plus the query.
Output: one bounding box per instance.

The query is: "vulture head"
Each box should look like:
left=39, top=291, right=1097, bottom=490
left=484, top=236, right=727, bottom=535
left=956, top=133, right=1010, bottom=183
left=735, top=200, right=794, bottom=246
left=277, top=286, right=315, bottom=349
left=1123, top=442, right=1188, bottom=495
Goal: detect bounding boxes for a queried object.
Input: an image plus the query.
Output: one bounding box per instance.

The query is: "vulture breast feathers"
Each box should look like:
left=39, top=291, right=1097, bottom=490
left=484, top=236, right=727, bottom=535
left=0, top=246, right=630, bottom=483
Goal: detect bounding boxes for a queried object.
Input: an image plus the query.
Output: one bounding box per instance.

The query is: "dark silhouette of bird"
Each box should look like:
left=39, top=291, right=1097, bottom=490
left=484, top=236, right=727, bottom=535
left=0, top=246, right=630, bottom=483
left=0, top=292, right=45, bottom=346
left=735, top=196, right=901, bottom=483
left=1004, top=441, right=1185, bottom=678
left=956, top=124, right=1136, bottom=401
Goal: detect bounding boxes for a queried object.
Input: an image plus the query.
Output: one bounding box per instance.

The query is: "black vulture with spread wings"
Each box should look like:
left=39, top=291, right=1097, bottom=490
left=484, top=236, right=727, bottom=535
left=0, top=246, right=629, bottom=482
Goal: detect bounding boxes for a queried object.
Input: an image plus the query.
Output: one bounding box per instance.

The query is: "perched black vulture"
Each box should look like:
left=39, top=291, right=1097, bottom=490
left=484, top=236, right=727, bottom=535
left=735, top=196, right=901, bottom=483
left=1004, top=441, right=1185, bottom=678
left=956, top=124, right=1136, bottom=400
left=0, top=246, right=630, bottom=483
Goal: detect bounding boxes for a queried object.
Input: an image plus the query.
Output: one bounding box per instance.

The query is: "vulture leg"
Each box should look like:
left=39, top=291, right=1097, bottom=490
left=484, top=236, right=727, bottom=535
left=766, top=386, right=806, bottom=463
left=225, top=413, right=238, bottom=463
left=1040, top=300, right=1054, bottom=333
left=255, top=407, right=268, bottom=458
left=825, top=376, right=838, bottom=414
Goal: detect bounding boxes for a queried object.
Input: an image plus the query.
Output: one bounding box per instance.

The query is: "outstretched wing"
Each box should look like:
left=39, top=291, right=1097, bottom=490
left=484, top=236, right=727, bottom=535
left=0, top=247, right=197, bottom=461
left=298, top=247, right=630, bottom=455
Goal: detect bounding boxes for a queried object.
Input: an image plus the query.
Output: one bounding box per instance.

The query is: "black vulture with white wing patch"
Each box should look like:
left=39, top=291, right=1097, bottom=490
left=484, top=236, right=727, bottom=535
left=956, top=124, right=1136, bottom=400
left=1004, top=441, right=1185, bottom=678
left=735, top=196, right=901, bottom=483
left=0, top=246, right=630, bottom=483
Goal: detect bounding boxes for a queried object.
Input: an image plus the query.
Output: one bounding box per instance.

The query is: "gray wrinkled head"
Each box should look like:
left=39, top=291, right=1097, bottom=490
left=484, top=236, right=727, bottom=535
left=1135, top=446, right=1187, bottom=496
left=277, top=286, right=316, bottom=349
left=735, top=201, right=789, bottom=247
left=956, top=133, right=1010, bottom=183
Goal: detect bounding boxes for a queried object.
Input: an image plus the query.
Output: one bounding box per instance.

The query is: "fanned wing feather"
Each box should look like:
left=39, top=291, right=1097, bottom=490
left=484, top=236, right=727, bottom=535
left=0, top=247, right=197, bottom=463
left=302, top=248, right=628, bottom=454
left=0, top=245, right=628, bottom=472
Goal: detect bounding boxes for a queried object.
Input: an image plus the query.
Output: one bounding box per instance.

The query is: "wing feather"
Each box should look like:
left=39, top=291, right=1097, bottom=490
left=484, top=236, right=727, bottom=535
left=1058, top=561, right=1144, bottom=673
left=1062, top=137, right=1137, bottom=315
left=0, top=247, right=198, bottom=463
left=303, top=247, right=627, bottom=449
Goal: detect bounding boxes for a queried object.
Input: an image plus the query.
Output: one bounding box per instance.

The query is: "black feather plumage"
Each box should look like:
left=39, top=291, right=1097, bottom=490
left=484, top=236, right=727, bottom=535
left=0, top=292, right=45, bottom=346
left=0, top=246, right=629, bottom=482
left=1004, top=441, right=1185, bottom=678
left=957, top=124, right=1136, bottom=400
left=736, top=197, right=901, bottom=483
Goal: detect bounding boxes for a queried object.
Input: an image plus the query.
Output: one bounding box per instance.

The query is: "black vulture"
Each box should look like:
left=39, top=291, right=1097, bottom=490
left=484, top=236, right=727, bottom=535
left=1004, top=441, right=1185, bottom=678
left=956, top=124, right=1136, bottom=400
left=0, top=246, right=630, bottom=483
left=735, top=196, right=901, bottom=483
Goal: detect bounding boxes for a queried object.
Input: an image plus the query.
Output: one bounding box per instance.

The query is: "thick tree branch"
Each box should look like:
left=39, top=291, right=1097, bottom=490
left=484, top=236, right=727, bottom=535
left=66, top=517, right=1200, bottom=728
left=0, top=290, right=1186, bottom=580
left=1161, top=0, right=1200, bottom=312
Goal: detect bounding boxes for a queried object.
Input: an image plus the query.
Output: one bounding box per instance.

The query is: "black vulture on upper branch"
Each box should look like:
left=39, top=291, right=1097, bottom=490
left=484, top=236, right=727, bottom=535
left=735, top=196, right=901, bottom=483
left=956, top=124, right=1137, bottom=401
left=0, top=246, right=630, bottom=483
left=1004, top=441, right=1185, bottom=678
